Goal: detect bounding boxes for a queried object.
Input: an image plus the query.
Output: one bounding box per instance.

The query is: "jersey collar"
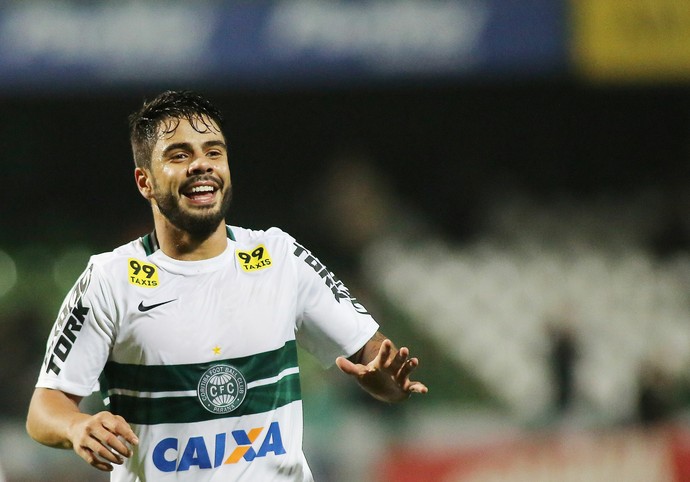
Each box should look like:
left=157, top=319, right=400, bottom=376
left=142, top=225, right=236, bottom=256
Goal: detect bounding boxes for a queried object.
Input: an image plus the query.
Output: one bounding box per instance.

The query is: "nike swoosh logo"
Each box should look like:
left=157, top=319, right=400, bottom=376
left=138, top=299, right=176, bottom=312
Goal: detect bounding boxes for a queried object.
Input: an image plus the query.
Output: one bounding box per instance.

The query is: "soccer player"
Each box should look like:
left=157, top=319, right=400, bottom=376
left=26, top=90, right=427, bottom=481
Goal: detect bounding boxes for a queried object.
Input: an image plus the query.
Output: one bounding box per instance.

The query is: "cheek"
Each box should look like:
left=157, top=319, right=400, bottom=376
left=219, top=163, right=232, bottom=182
left=160, top=164, right=177, bottom=177
left=152, top=167, right=180, bottom=190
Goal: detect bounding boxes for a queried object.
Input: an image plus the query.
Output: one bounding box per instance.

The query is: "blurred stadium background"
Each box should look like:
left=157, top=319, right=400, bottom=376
left=3, top=0, right=690, bottom=480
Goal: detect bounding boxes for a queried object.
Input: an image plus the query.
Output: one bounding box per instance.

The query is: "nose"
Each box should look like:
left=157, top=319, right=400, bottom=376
left=187, top=154, right=213, bottom=175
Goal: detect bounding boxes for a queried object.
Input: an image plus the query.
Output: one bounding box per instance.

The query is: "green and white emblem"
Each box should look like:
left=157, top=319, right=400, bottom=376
left=197, top=364, right=247, bottom=414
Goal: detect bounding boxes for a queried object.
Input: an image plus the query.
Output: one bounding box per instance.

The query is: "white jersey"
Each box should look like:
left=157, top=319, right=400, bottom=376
left=36, top=226, right=379, bottom=482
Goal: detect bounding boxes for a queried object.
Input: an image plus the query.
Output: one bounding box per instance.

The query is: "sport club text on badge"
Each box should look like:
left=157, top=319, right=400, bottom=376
left=198, top=365, right=247, bottom=414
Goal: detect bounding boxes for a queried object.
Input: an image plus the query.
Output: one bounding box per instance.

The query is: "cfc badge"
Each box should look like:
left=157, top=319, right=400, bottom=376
left=198, top=365, right=247, bottom=414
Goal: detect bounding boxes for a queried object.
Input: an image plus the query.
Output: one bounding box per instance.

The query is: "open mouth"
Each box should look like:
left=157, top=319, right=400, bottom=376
left=183, top=184, right=217, bottom=204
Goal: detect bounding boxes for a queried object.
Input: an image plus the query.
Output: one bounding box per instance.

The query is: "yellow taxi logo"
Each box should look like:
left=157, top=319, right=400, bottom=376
left=236, top=245, right=272, bottom=272
left=128, top=258, right=159, bottom=287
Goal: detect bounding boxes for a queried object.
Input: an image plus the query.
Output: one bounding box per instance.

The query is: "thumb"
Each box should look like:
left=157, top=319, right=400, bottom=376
left=335, top=356, right=359, bottom=376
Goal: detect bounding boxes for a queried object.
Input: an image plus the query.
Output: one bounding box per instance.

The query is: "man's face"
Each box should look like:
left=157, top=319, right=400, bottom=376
left=144, top=116, right=232, bottom=236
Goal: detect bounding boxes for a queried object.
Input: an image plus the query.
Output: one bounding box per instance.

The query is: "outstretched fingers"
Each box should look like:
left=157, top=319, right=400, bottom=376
left=335, top=356, right=367, bottom=377
left=395, top=348, right=429, bottom=395
left=376, top=339, right=395, bottom=367
left=396, top=356, right=417, bottom=382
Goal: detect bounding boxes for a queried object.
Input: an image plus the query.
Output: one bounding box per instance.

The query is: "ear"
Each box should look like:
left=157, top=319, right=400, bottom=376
left=134, top=167, right=154, bottom=200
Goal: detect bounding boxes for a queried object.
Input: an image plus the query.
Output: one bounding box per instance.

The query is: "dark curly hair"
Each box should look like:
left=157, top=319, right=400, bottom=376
left=128, top=90, right=226, bottom=170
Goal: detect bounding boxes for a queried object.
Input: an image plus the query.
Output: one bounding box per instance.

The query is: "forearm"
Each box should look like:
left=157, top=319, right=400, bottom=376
left=27, top=387, right=138, bottom=472
left=349, top=331, right=389, bottom=365
left=26, top=388, right=85, bottom=449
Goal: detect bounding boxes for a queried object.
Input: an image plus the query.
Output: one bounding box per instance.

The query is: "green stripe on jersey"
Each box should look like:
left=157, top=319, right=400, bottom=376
left=142, top=233, right=155, bottom=256
left=99, top=340, right=301, bottom=425
left=102, top=341, right=298, bottom=392
left=107, top=373, right=301, bottom=425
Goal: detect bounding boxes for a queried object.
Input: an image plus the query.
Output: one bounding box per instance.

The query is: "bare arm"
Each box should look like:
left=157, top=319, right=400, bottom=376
left=336, top=331, right=428, bottom=402
left=26, top=388, right=138, bottom=472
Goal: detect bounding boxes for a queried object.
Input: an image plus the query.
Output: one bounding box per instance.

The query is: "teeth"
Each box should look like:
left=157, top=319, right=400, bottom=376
left=190, top=186, right=214, bottom=193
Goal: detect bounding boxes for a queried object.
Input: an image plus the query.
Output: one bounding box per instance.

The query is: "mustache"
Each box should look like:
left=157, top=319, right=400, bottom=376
left=180, top=175, right=224, bottom=191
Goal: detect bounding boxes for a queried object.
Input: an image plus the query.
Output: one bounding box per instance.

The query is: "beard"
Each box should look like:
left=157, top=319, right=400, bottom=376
left=154, top=184, right=233, bottom=238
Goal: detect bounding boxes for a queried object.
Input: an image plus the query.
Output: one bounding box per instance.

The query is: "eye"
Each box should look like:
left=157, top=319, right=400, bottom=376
left=207, top=149, right=223, bottom=158
left=169, top=151, right=189, bottom=162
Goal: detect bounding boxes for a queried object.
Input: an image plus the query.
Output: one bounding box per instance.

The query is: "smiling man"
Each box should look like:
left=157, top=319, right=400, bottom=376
left=26, top=90, right=427, bottom=482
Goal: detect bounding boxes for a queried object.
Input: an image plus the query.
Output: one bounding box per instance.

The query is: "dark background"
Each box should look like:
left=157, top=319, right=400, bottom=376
left=4, top=80, right=690, bottom=254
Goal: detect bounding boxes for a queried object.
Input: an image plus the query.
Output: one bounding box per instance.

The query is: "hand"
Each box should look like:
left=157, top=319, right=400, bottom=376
left=336, top=338, right=428, bottom=403
left=68, top=411, right=139, bottom=472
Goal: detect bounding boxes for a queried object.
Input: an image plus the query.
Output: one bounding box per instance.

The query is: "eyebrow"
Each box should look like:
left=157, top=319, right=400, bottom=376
left=161, top=140, right=228, bottom=157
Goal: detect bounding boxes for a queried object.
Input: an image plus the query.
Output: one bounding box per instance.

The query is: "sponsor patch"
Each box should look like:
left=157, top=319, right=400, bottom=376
left=292, top=242, right=369, bottom=314
left=128, top=258, right=159, bottom=287
left=236, top=244, right=272, bottom=272
left=44, top=264, right=93, bottom=375
left=152, top=422, right=286, bottom=472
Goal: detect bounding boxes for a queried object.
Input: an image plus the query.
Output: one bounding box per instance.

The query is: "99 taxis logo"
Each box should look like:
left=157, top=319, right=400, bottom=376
left=128, top=258, right=159, bottom=287
left=236, top=245, right=272, bottom=272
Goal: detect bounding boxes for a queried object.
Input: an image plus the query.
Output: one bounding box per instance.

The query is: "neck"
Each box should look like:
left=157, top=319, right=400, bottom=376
left=152, top=215, right=228, bottom=260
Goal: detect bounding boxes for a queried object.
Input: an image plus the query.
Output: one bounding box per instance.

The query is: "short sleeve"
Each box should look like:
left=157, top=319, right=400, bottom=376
left=35, top=259, right=117, bottom=397
left=292, top=240, right=379, bottom=367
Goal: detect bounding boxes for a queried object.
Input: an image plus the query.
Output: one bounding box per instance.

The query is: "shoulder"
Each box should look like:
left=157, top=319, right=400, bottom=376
left=90, top=237, right=148, bottom=262
left=229, top=225, right=302, bottom=269
left=229, top=225, right=299, bottom=254
left=55, top=238, right=148, bottom=308
left=85, top=237, right=150, bottom=279
left=229, top=225, right=294, bottom=245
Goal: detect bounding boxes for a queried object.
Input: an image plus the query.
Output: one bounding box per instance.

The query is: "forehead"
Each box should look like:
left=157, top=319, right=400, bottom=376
left=153, top=115, right=224, bottom=147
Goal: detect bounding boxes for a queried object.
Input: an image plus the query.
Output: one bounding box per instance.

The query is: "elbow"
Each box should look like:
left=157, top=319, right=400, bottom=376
left=26, top=421, right=36, bottom=442
left=25, top=408, right=41, bottom=444
left=25, top=388, right=70, bottom=448
left=26, top=393, right=46, bottom=444
left=25, top=388, right=84, bottom=449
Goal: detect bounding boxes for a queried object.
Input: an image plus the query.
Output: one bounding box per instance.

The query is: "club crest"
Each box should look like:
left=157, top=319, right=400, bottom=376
left=197, top=365, right=247, bottom=414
